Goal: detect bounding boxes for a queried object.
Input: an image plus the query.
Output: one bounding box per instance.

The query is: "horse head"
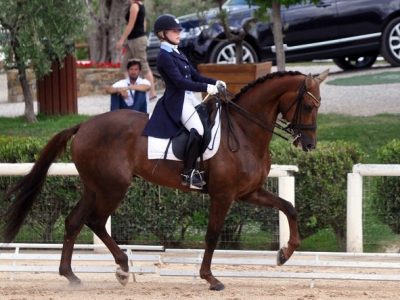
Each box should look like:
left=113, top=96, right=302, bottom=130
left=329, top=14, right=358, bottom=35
left=279, top=69, right=329, bottom=151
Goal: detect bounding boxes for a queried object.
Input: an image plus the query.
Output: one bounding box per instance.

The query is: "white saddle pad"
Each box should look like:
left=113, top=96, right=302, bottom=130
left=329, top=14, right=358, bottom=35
left=148, top=109, right=221, bottom=161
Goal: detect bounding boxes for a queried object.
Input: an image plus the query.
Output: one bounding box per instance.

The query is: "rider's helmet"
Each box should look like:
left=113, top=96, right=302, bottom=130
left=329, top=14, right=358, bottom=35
left=153, top=14, right=182, bottom=34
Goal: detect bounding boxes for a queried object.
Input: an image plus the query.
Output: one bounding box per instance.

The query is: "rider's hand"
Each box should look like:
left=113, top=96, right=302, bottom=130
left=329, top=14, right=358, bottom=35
left=207, top=84, right=219, bottom=95
left=216, top=80, right=227, bottom=89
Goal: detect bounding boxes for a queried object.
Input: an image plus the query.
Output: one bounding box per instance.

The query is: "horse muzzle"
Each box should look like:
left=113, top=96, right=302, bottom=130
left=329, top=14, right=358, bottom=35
left=293, top=133, right=316, bottom=152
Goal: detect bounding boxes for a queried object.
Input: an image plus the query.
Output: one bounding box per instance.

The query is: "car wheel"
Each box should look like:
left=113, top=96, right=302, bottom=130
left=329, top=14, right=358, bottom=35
left=381, top=16, right=400, bottom=67
left=333, top=55, right=377, bottom=70
left=209, top=40, right=258, bottom=64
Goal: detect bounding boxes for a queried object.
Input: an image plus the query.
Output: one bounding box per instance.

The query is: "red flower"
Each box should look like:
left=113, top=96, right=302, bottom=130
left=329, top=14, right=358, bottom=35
left=76, top=61, right=121, bottom=68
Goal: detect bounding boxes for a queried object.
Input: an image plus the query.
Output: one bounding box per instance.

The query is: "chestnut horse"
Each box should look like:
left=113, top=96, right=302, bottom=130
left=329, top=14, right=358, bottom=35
left=2, top=70, right=328, bottom=290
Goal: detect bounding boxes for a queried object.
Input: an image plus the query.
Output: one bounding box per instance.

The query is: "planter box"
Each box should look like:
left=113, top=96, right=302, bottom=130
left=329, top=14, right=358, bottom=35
left=197, top=61, right=272, bottom=95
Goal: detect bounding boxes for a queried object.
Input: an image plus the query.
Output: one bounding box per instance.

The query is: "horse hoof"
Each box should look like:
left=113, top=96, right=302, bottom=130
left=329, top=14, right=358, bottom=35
left=115, top=267, right=130, bottom=286
left=277, top=248, right=288, bottom=266
left=68, top=278, right=82, bottom=286
left=209, top=282, right=225, bottom=291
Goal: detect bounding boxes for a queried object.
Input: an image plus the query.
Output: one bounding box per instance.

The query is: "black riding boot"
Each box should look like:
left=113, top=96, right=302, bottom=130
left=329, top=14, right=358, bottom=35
left=181, top=129, right=206, bottom=190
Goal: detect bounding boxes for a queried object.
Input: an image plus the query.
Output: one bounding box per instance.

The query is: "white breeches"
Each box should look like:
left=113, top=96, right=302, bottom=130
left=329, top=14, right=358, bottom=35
left=181, top=92, right=204, bottom=136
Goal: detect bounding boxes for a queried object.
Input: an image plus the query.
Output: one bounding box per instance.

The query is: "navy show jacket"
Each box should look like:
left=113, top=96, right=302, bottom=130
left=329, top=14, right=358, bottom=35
left=142, top=45, right=216, bottom=138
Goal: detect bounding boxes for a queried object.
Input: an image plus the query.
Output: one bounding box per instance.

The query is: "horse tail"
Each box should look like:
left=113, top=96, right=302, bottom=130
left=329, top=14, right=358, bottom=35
left=2, top=124, right=81, bottom=243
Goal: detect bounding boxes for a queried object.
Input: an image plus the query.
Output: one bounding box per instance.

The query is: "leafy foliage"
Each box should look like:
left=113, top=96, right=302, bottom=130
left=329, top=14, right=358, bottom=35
left=373, top=140, right=400, bottom=233
left=0, top=136, right=81, bottom=242
left=271, top=141, right=365, bottom=250
left=0, top=135, right=367, bottom=250
left=0, top=0, right=87, bottom=79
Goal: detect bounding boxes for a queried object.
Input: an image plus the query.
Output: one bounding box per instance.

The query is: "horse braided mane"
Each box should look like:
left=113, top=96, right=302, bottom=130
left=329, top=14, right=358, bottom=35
left=232, top=70, right=303, bottom=101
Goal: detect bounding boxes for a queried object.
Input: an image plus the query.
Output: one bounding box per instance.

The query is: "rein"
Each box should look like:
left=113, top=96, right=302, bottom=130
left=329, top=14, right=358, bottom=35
left=222, top=79, right=310, bottom=151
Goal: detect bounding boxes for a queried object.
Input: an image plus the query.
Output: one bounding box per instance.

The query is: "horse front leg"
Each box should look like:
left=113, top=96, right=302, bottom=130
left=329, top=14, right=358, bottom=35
left=241, top=188, right=300, bottom=265
left=200, top=196, right=232, bottom=291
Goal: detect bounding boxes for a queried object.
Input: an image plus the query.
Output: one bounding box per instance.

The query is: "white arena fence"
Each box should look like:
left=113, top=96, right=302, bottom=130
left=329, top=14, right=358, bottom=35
left=2, top=163, right=400, bottom=282
left=2, top=243, right=400, bottom=283
left=0, top=163, right=297, bottom=248
left=347, top=164, right=400, bottom=253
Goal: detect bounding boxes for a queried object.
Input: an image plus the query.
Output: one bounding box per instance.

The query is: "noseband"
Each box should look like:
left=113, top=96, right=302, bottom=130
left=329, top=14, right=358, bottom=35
left=224, top=78, right=320, bottom=150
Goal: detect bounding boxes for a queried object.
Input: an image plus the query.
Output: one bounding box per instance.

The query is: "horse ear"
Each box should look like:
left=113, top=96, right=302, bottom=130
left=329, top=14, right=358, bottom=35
left=316, top=69, right=329, bottom=83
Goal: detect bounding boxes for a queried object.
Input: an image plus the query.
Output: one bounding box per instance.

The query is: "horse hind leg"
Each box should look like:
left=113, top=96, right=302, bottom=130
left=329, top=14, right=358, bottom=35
left=241, top=188, right=300, bottom=266
left=59, top=190, right=95, bottom=285
left=85, top=201, right=130, bottom=286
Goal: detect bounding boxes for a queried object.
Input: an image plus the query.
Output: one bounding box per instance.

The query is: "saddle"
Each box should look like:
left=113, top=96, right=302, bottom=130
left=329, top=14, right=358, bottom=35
left=168, top=101, right=218, bottom=160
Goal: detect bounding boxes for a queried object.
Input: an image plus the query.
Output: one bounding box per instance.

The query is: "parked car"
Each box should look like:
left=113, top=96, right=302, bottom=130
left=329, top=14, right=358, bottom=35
left=147, top=0, right=400, bottom=71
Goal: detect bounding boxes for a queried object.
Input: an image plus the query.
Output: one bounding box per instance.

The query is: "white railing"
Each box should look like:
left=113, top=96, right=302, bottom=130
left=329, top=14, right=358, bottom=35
left=3, top=244, right=400, bottom=282
left=0, top=163, right=298, bottom=248
left=347, top=164, right=400, bottom=252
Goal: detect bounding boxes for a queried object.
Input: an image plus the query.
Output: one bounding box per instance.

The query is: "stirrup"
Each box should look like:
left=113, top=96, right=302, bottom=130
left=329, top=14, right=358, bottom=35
left=181, top=169, right=206, bottom=190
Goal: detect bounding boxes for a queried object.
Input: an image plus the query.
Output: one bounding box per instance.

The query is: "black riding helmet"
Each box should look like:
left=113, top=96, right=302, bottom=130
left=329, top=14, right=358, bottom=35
left=153, top=14, right=182, bottom=33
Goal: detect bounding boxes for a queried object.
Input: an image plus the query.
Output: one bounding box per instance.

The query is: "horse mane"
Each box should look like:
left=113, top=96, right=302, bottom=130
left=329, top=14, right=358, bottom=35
left=232, top=70, right=304, bottom=101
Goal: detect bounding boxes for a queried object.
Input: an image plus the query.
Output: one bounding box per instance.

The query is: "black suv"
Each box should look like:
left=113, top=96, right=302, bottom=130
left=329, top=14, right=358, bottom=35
left=147, top=0, right=400, bottom=70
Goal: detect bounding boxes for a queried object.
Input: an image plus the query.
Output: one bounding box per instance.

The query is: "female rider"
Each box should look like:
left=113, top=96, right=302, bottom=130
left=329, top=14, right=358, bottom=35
left=143, top=14, right=225, bottom=190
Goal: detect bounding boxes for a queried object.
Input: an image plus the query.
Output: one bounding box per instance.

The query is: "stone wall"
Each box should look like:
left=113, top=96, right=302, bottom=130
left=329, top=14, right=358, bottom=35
left=7, top=68, right=125, bottom=102
left=7, top=69, right=37, bottom=102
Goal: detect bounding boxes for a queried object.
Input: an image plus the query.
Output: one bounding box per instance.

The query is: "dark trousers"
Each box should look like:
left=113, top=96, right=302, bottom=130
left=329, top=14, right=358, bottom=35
left=110, top=93, right=147, bottom=113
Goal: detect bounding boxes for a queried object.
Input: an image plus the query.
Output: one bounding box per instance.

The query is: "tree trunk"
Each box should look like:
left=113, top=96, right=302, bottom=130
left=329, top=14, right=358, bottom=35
left=11, top=33, right=37, bottom=122
left=86, top=0, right=126, bottom=63
left=18, top=67, right=37, bottom=123
left=271, top=1, right=286, bottom=71
left=13, top=47, right=37, bottom=122
left=234, top=39, right=244, bottom=64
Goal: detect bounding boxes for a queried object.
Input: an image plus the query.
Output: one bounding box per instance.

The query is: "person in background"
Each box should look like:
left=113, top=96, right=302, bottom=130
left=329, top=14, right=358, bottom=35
left=106, top=59, right=150, bottom=113
left=116, top=0, right=157, bottom=100
left=142, top=14, right=226, bottom=190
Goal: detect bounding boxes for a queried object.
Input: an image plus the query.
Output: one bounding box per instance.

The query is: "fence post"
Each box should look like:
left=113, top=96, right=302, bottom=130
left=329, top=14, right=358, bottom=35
left=278, top=175, right=295, bottom=248
left=347, top=172, right=363, bottom=252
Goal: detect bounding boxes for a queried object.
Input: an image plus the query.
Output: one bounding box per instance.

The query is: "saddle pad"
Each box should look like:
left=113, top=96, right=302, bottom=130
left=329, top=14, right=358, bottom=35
left=148, top=109, right=221, bottom=161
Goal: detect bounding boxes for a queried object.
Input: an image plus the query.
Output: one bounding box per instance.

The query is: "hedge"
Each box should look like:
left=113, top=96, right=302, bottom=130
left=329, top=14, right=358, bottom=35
left=373, top=139, right=400, bottom=233
left=270, top=140, right=364, bottom=250
left=0, top=136, right=365, bottom=250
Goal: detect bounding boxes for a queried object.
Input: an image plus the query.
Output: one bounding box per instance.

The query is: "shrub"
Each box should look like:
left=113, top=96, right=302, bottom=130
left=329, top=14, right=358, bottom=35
left=0, top=136, right=365, bottom=250
left=271, top=140, right=364, bottom=250
left=373, top=139, right=400, bottom=233
left=0, top=136, right=83, bottom=242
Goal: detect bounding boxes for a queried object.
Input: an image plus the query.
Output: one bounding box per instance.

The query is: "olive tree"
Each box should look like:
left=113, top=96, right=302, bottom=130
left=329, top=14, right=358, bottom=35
left=84, top=0, right=212, bottom=63
left=0, top=0, right=86, bottom=122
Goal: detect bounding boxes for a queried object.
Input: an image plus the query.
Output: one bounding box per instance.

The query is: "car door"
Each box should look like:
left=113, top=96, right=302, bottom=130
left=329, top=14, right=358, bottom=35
left=335, top=0, right=388, bottom=37
left=279, top=0, right=339, bottom=60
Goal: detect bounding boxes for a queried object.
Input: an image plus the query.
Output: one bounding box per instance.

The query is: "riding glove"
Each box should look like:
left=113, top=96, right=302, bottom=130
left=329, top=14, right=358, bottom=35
left=207, top=84, right=219, bottom=95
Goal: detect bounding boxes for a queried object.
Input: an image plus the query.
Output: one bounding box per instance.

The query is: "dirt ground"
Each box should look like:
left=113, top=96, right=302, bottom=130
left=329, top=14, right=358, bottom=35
left=1, top=271, right=400, bottom=300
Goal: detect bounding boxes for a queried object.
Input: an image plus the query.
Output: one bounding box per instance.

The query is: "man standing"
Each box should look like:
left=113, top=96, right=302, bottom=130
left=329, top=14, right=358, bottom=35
left=106, top=59, right=151, bottom=113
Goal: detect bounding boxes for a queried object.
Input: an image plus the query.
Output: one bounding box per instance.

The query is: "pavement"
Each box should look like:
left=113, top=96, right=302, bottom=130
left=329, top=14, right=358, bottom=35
left=1, top=62, right=400, bottom=117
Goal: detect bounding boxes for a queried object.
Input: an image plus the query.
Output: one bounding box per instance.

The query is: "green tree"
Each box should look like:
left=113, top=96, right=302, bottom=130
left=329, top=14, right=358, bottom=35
left=0, top=0, right=87, bottom=122
left=83, top=0, right=212, bottom=63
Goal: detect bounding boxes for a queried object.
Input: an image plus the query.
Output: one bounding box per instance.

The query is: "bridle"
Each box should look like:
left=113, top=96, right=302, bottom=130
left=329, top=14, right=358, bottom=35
left=276, top=80, right=321, bottom=142
left=222, top=78, right=320, bottom=151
